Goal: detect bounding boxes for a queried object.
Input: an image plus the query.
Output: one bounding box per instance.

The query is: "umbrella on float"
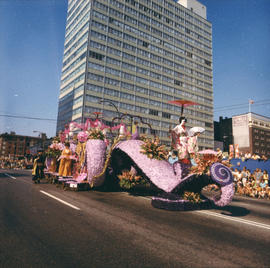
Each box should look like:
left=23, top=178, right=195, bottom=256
left=197, top=149, right=218, bottom=160
left=188, top=126, right=205, bottom=137
left=93, top=112, right=102, bottom=119
left=198, top=149, right=218, bottom=155
left=168, top=99, right=198, bottom=116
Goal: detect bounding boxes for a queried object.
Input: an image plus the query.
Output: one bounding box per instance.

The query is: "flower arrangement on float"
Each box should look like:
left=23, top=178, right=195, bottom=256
left=117, top=170, right=147, bottom=190
left=182, top=191, right=202, bottom=203
left=190, top=150, right=230, bottom=176
left=46, top=143, right=62, bottom=158
left=140, top=137, right=168, bottom=160
left=88, top=128, right=105, bottom=140
left=45, top=140, right=63, bottom=172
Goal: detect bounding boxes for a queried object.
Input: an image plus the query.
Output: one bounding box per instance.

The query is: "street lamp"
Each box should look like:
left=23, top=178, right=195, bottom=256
left=98, top=99, right=120, bottom=118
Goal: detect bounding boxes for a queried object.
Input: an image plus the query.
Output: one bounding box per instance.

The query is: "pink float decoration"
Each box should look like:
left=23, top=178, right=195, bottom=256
left=85, top=139, right=107, bottom=187
left=77, top=131, right=88, bottom=142
left=116, top=140, right=183, bottom=192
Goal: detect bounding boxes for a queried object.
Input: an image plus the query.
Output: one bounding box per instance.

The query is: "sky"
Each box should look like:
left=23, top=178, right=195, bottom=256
left=0, top=0, right=269, bottom=138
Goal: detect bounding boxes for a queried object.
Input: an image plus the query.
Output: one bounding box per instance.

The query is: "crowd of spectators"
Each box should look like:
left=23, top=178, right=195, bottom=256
left=233, top=167, right=270, bottom=199
left=0, top=156, right=33, bottom=169
left=240, top=152, right=268, bottom=161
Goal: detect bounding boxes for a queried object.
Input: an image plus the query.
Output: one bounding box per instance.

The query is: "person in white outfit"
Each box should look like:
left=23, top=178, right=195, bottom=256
left=172, top=117, right=189, bottom=160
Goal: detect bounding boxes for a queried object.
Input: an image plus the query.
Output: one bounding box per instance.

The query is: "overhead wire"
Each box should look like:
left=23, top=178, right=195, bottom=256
left=0, top=99, right=269, bottom=122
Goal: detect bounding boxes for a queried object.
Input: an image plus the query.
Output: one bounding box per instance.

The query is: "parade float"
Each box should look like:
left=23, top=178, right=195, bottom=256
left=44, top=100, right=234, bottom=211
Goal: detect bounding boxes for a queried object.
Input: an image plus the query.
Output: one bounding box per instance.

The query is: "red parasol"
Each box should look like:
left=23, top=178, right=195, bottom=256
left=93, top=112, right=102, bottom=119
left=168, top=99, right=198, bottom=116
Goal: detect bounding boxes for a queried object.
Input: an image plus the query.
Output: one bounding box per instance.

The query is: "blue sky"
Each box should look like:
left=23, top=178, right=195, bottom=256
left=0, top=0, right=269, bottom=138
left=201, top=0, right=270, bottom=119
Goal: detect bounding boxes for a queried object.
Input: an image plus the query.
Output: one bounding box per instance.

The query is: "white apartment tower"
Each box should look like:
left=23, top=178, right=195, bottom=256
left=57, top=0, right=213, bottom=148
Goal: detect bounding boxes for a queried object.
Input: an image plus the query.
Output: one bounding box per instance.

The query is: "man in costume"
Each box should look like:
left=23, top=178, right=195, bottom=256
left=32, top=149, right=46, bottom=183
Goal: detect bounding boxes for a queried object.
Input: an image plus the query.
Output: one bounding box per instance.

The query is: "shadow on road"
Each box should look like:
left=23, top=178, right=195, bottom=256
left=215, top=205, right=250, bottom=217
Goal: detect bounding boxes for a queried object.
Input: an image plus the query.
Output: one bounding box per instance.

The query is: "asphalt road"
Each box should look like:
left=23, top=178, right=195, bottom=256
left=1, top=169, right=270, bottom=268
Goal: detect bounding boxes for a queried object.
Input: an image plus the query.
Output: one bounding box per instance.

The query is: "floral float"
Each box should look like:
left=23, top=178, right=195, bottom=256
left=49, top=113, right=235, bottom=210
left=110, top=139, right=234, bottom=211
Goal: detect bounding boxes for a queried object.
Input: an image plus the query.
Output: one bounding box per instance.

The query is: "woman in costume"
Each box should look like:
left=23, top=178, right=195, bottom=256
left=188, top=132, right=200, bottom=155
left=172, top=116, right=189, bottom=160
left=58, top=142, right=72, bottom=177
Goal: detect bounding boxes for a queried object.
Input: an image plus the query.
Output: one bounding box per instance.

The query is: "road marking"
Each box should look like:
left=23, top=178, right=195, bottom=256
left=137, top=195, right=270, bottom=231
left=4, top=173, right=16, bottom=180
left=196, top=210, right=270, bottom=231
left=40, top=190, right=80, bottom=211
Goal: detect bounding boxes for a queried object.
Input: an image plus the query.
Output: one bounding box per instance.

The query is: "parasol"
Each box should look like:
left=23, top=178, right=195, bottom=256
left=93, top=112, right=102, bottom=119
left=197, top=149, right=218, bottom=160
left=198, top=149, right=218, bottom=155
left=188, top=127, right=205, bottom=137
left=168, top=99, right=198, bottom=116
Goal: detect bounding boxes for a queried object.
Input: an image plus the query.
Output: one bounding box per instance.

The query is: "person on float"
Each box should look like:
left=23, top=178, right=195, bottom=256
left=168, top=150, right=179, bottom=165
left=187, top=131, right=202, bottom=166
left=118, top=123, right=128, bottom=139
left=58, top=142, right=72, bottom=177
left=131, top=121, right=140, bottom=140
left=76, top=131, right=88, bottom=170
left=171, top=116, right=190, bottom=162
left=188, top=131, right=201, bottom=155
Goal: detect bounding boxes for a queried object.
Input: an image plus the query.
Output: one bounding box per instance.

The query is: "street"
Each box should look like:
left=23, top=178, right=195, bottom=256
left=1, top=169, right=270, bottom=268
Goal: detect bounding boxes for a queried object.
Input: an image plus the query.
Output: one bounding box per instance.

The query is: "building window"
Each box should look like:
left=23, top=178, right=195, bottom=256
left=149, top=109, right=159, bottom=116
left=89, top=51, right=104, bottom=61
left=174, top=80, right=182, bottom=86
left=142, top=41, right=149, bottom=48
left=162, top=112, right=171, bottom=119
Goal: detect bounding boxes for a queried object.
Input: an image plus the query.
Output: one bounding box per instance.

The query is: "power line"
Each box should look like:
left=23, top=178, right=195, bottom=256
left=214, top=102, right=270, bottom=113
left=1, top=99, right=270, bottom=122
left=214, top=99, right=270, bottom=111
left=0, top=114, right=57, bottom=122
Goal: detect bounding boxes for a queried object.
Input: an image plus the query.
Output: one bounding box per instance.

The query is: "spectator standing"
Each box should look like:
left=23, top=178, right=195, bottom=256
left=241, top=167, right=248, bottom=187
left=263, top=170, right=269, bottom=185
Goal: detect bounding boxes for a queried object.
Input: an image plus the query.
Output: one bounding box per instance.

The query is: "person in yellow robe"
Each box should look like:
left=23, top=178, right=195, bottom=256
left=58, top=142, right=72, bottom=177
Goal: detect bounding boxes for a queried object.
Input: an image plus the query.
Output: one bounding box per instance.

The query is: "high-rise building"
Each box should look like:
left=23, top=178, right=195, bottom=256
left=57, top=0, right=213, bottom=149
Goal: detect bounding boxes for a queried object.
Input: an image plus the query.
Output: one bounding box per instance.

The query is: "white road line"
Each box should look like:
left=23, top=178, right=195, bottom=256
left=137, top=195, right=270, bottom=231
left=4, top=173, right=16, bottom=180
left=40, top=190, right=80, bottom=211
left=195, top=210, right=270, bottom=231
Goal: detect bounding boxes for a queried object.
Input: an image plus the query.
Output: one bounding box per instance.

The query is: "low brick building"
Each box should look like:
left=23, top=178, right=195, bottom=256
left=0, top=132, right=46, bottom=158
